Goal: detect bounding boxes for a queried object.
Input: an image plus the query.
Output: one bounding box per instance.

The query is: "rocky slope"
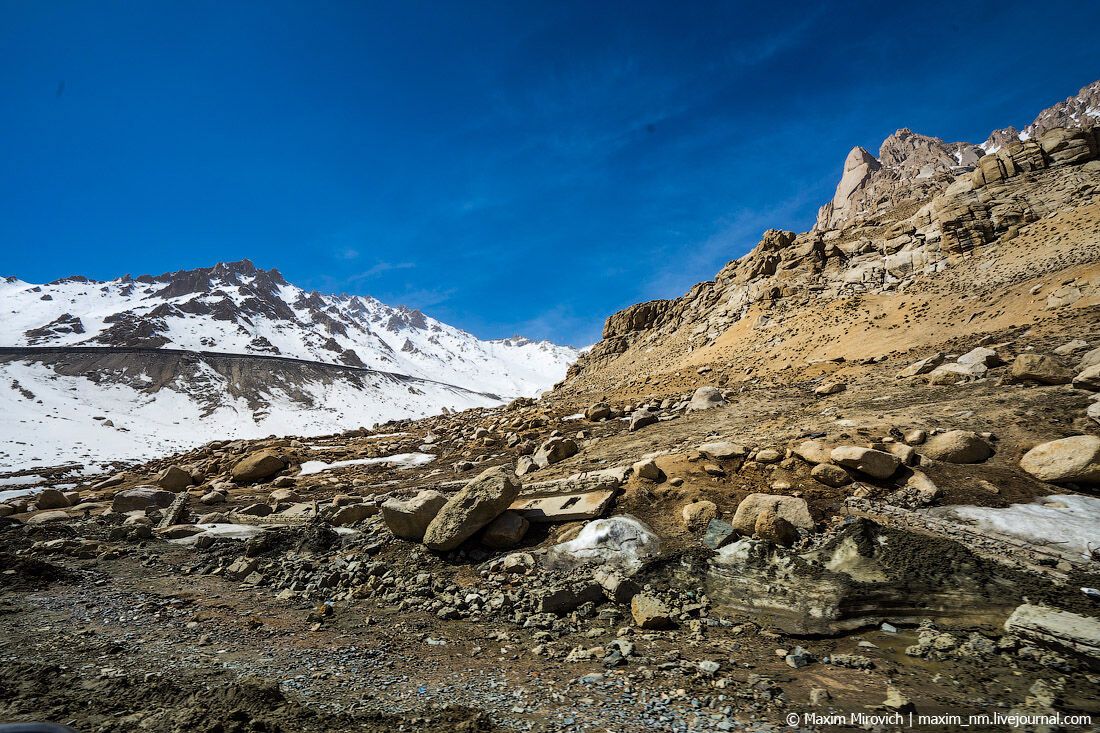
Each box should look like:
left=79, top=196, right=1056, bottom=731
left=563, top=92, right=1100, bottom=402
left=815, top=80, right=1100, bottom=231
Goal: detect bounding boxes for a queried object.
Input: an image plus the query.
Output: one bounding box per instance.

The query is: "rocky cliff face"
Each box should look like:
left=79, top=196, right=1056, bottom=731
left=563, top=114, right=1100, bottom=395
left=815, top=81, right=1100, bottom=233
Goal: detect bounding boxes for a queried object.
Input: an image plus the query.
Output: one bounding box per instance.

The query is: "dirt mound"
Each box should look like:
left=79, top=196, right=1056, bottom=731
left=0, top=662, right=499, bottom=733
left=0, top=553, right=73, bottom=591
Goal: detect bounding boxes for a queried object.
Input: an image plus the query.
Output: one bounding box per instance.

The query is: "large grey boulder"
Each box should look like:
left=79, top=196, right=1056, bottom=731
left=688, top=386, right=726, bottom=411
left=830, top=446, right=900, bottom=479
left=382, top=490, right=447, bottom=540
left=731, top=494, right=813, bottom=535
left=231, top=450, right=286, bottom=482
left=423, top=466, right=521, bottom=551
left=1019, top=436, right=1100, bottom=484
left=957, top=346, right=1003, bottom=367
left=111, top=487, right=176, bottom=513
left=920, top=430, right=993, bottom=463
left=927, top=361, right=987, bottom=384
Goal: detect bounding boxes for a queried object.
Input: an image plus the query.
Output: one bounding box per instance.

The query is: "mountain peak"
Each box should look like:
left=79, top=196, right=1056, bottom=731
left=817, top=78, right=1099, bottom=230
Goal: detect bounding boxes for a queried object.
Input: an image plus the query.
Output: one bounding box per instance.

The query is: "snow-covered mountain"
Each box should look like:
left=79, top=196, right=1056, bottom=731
left=0, top=260, right=577, bottom=397
left=0, top=261, right=579, bottom=471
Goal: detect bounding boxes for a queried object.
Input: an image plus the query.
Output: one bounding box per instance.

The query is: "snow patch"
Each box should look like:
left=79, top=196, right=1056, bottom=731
left=297, top=452, right=436, bottom=475
left=933, top=495, right=1100, bottom=558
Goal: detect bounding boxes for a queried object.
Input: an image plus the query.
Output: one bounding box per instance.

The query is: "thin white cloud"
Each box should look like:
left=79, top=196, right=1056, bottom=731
left=347, top=261, right=416, bottom=282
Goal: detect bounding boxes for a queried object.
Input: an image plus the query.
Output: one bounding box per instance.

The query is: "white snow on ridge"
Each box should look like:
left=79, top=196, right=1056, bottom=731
left=0, top=270, right=578, bottom=399
left=0, top=359, right=496, bottom=472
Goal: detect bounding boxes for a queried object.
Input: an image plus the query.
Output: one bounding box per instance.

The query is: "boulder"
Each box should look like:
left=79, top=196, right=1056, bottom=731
left=754, top=509, right=797, bottom=546
left=1019, top=436, right=1100, bottom=484
left=681, top=500, right=718, bottom=530
left=155, top=465, right=193, bottom=491
left=731, top=494, right=813, bottom=535
left=886, top=442, right=918, bottom=466
left=697, top=441, right=746, bottom=459
left=330, top=503, right=377, bottom=526
left=628, top=409, right=658, bottom=431
left=34, top=488, right=70, bottom=510
left=896, top=354, right=944, bottom=378
left=956, top=347, right=1003, bottom=367
left=533, top=437, right=578, bottom=468
left=0, top=505, right=14, bottom=518
left=903, top=428, right=927, bottom=445
left=1009, top=354, right=1072, bottom=385
left=382, top=489, right=447, bottom=541
left=920, top=430, right=993, bottom=463
left=1052, top=339, right=1089, bottom=356
left=26, top=509, right=70, bottom=525
left=792, top=440, right=832, bottom=465
left=1004, top=604, right=1100, bottom=660
left=515, top=455, right=538, bottom=476
left=585, top=402, right=612, bottom=421
left=231, top=450, right=286, bottom=482
left=423, top=466, right=522, bottom=551
left=481, top=510, right=530, bottom=549
left=830, top=446, right=900, bottom=479
left=814, top=381, right=846, bottom=396
left=632, top=458, right=663, bottom=482
left=755, top=448, right=782, bottom=463
left=269, top=488, right=301, bottom=503
left=1079, top=347, right=1100, bottom=371
left=810, top=463, right=851, bottom=487
left=927, top=361, right=987, bottom=384
left=688, top=386, right=726, bottom=411
left=111, top=487, right=176, bottom=513
left=631, top=594, right=673, bottom=629
left=701, top=518, right=737, bottom=550
left=1073, top=364, right=1100, bottom=391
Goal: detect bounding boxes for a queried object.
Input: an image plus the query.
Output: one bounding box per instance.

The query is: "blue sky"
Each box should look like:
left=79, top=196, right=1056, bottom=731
left=2, top=1, right=1098, bottom=346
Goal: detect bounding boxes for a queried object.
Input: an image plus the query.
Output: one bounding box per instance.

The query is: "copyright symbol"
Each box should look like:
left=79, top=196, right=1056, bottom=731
left=786, top=712, right=800, bottom=727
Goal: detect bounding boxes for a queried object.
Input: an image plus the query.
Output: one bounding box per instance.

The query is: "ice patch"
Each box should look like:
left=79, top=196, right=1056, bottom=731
left=546, top=515, right=660, bottom=572
left=170, top=523, right=268, bottom=544
left=0, top=486, right=43, bottom=502
left=0, top=475, right=43, bottom=487
left=934, top=495, right=1100, bottom=558
left=298, top=452, right=436, bottom=475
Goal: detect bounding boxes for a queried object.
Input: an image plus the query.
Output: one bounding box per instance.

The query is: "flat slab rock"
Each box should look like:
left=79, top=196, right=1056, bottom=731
left=1004, top=604, right=1100, bottom=660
